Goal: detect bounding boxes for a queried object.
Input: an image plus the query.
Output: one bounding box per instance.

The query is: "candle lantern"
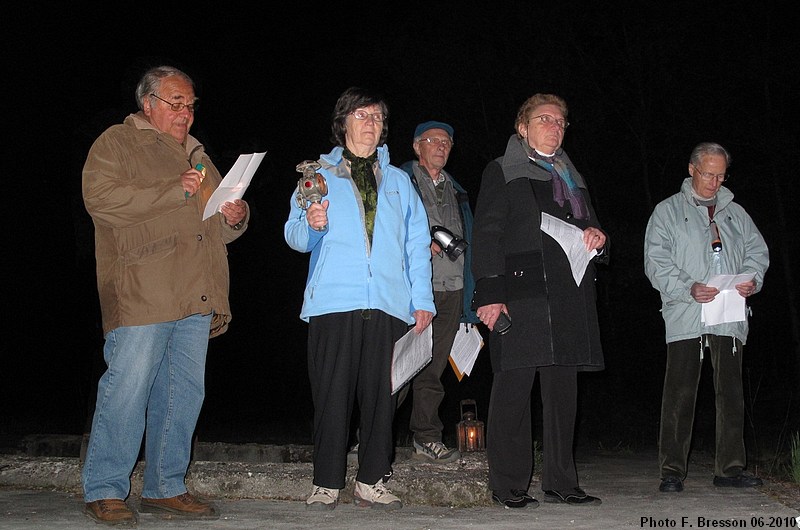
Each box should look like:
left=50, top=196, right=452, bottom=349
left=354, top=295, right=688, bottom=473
left=456, top=399, right=485, bottom=452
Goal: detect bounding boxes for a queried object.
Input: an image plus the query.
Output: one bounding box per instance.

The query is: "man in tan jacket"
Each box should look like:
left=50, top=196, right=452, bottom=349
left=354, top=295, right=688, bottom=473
left=81, top=65, right=248, bottom=525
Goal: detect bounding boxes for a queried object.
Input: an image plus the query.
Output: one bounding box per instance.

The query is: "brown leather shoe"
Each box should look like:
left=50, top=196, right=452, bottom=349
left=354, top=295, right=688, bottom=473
left=83, top=499, right=137, bottom=526
left=139, top=492, right=219, bottom=519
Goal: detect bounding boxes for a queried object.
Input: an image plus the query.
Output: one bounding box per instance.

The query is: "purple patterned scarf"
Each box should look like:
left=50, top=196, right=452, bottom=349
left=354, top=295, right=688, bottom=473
left=530, top=152, right=589, bottom=220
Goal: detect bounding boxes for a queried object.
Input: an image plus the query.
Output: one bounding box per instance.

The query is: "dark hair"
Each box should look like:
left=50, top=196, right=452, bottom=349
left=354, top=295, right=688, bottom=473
left=330, top=87, right=389, bottom=147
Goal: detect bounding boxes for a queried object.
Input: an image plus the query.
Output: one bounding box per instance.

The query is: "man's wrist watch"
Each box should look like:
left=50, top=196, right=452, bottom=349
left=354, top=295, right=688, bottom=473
left=232, top=220, right=244, bottom=230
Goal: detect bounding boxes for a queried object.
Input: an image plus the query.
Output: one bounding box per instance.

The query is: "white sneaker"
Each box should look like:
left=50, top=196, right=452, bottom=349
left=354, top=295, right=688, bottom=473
left=305, top=485, right=339, bottom=511
left=353, top=480, right=402, bottom=510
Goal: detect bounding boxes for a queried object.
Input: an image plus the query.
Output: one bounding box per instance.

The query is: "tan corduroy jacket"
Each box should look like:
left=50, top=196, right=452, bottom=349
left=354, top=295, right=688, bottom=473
left=82, top=112, right=248, bottom=338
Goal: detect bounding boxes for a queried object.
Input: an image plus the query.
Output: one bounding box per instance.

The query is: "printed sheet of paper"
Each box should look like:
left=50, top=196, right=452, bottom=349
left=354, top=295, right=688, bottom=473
left=701, top=273, right=756, bottom=326
left=202, top=152, right=266, bottom=220
left=391, top=325, right=432, bottom=395
left=448, top=323, right=484, bottom=381
left=540, top=213, right=597, bottom=286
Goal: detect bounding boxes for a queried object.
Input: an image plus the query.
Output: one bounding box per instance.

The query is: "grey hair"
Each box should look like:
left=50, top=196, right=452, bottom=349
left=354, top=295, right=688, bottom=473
left=690, top=142, right=732, bottom=168
left=135, top=66, right=194, bottom=110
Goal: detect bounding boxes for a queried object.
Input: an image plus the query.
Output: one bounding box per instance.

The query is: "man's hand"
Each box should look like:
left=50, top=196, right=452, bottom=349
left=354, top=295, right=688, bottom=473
left=735, top=279, right=757, bottom=298
left=181, top=166, right=205, bottom=197
left=221, top=199, right=248, bottom=227
left=691, top=282, right=720, bottom=303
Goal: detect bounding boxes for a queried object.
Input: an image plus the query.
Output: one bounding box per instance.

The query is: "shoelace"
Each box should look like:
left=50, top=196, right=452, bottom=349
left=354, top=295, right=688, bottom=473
left=96, top=500, right=126, bottom=513
left=176, top=493, right=195, bottom=505
left=425, top=442, right=447, bottom=456
left=311, top=486, right=336, bottom=500
left=371, top=482, right=391, bottom=497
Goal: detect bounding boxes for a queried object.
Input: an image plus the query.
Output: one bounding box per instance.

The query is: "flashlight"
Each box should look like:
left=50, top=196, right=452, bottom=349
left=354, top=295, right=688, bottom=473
left=710, top=220, right=722, bottom=252
left=431, top=226, right=468, bottom=261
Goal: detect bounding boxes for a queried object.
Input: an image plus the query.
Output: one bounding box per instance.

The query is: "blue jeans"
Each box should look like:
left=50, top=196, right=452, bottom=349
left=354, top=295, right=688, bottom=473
left=82, top=313, right=211, bottom=502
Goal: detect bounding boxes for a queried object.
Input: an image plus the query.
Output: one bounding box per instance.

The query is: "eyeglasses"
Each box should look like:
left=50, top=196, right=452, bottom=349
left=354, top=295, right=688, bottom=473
left=351, top=110, right=386, bottom=122
left=150, top=93, right=198, bottom=113
left=419, top=137, right=454, bottom=148
left=530, top=114, right=569, bottom=130
left=692, top=165, right=728, bottom=182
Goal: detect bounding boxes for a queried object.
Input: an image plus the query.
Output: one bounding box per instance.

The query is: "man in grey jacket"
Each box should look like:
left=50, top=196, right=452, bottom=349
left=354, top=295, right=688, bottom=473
left=644, top=142, right=769, bottom=494
left=397, top=121, right=479, bottom=463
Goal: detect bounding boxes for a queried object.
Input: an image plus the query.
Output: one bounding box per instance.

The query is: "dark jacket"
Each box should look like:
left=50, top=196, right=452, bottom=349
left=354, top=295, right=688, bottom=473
left=471, top=135, right=607, bottom=372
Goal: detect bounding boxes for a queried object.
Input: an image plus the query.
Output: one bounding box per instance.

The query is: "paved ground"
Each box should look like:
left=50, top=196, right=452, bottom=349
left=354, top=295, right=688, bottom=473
left=1, top=440, right=798, bottom=529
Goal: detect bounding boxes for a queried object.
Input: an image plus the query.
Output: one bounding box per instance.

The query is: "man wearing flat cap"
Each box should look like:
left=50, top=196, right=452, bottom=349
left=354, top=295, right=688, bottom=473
left=397, top=121, right=479, bottom=463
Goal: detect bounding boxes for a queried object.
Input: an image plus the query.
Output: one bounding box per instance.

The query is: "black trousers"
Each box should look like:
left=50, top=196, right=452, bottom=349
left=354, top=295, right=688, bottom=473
left=659, top=335, right=746, bottom=479
left=487, top=365, right=579, bottom=493
left=307, top=310, right=407, bottom=489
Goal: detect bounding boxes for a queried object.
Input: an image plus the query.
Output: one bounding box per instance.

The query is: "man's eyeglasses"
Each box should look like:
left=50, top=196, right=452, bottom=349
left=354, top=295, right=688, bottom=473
left=530, top=114, right=569, bottom=130
left=418, top=137, right=454, bottom=148
left=351, top=110, right=386, bottom=122
left=692, top=165, right=728, bottom=182
left=150, top=93, right=198, bottom=113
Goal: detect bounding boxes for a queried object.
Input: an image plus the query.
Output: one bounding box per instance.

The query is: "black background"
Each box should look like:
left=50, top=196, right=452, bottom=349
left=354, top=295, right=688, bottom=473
left=5, top=2, right=799, bottom=460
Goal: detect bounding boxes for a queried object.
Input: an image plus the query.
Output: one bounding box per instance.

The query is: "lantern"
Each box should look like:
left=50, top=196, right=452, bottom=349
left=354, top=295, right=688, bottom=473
left=456, top=399, right=485, bottom=452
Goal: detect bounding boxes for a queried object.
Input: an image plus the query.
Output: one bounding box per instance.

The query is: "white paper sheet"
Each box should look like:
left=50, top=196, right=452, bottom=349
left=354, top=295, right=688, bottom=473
left=448, top=323, right=484, bottom=381
left=202, top=152, right=266, bottom=220
left=540, top=213, right=597, bottom=286
left=701, top=273, right=756, bottom=326
left=390, top=326, right=433, bottom=395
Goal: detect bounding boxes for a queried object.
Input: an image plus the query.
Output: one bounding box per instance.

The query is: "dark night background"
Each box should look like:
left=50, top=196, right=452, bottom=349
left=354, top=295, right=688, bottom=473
left=5, top=2, right=799, bottom=469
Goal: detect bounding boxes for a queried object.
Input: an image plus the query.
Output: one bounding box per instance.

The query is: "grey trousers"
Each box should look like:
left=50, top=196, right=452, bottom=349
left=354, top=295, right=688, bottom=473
left=659, top=335, right=746, bottom=479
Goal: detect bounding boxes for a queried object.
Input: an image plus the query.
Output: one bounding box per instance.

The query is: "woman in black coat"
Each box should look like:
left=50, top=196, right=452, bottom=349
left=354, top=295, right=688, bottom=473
left=472, top=94, right=608, bottom=509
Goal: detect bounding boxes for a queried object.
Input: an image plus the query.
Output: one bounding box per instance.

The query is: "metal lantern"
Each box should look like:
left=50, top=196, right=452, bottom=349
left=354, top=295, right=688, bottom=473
left=456, top=399, right=485, bottom=452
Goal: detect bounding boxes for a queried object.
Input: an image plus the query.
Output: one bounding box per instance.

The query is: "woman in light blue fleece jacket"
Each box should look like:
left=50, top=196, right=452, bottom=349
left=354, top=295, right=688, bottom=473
left=284, top=87, right=434, bottom=511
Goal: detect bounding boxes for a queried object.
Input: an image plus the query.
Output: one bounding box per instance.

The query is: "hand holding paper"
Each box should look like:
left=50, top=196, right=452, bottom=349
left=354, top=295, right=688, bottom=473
left=391, top=326, right=433, bottom=395
left=701, top=273, right=756, bottom=326
left=540, top=213, right=597, bottom=286
left=448, top=323, right=483, bottom=381
left=203, top=152, right=266, bottom=220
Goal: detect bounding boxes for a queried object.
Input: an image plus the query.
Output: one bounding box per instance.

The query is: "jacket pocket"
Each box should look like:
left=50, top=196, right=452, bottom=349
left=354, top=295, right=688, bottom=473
left=121, top=233, right=178, bottom=266
left=505, top=250, right=546, bottom=301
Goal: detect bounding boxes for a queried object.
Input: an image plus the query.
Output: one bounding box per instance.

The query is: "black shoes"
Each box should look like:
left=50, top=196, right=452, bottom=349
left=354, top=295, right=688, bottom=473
left=658, top=473, right=762, bottom=491
left=511, top=489, right=539, bottom=508
left=543, top=487, right=602, bottom=505
left=713, top=474, right=763, bottom=488
left=659, top=476, right=684, bottom=492
left=492, top=489, right=539, bottom=509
